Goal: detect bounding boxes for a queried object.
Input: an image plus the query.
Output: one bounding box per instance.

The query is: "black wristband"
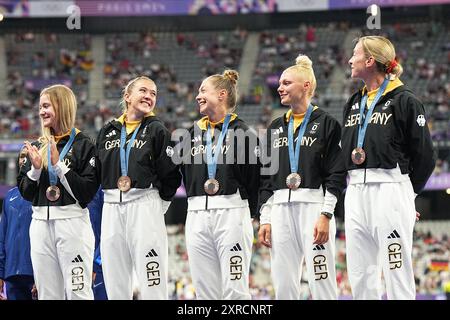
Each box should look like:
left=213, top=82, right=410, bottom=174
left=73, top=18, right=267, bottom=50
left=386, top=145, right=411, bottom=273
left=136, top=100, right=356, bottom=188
left=321, top=212, right=333, bottom=219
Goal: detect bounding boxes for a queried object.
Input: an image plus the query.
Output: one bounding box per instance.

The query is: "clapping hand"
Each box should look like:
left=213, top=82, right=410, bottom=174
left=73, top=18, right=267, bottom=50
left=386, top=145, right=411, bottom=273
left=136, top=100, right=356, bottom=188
left=24, top=141, right=42, bottom=169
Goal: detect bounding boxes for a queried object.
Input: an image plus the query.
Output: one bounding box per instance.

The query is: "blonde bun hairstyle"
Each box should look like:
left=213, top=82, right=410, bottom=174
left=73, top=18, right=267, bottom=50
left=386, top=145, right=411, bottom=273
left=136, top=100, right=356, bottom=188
left=295, top=54, right=313, bottom=68
left=286, top=54, right=317, bottom=98
left=207, top=69, right=240, bottom=111
left=222, top=69, right=239, bottom=86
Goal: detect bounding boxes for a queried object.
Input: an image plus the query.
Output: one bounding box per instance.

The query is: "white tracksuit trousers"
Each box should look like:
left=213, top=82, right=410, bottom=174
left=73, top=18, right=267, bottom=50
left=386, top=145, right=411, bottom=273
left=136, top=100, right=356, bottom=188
left=270, top=202, right=337, bottom=300
left=345, top=180, right=416, bottom=300
left=101, top=190, right=168, bottom=300
left=185, top=206, right=254, bottom=300
left=29, top=214, right=95, bottom=300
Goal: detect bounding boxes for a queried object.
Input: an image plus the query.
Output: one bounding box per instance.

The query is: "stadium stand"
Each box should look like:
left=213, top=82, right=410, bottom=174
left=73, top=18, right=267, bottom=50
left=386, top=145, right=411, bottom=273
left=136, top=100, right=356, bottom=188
left=0, top=2, right=448, bottom=300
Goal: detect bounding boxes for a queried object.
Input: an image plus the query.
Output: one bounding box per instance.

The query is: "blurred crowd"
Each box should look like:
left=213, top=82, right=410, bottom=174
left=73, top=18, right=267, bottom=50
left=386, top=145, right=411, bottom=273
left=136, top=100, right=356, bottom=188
left=1, top=21, right=448, bottom=171
left=0, top=20, right=449, bottom=300
left=165, top=221, right=450, bottom=300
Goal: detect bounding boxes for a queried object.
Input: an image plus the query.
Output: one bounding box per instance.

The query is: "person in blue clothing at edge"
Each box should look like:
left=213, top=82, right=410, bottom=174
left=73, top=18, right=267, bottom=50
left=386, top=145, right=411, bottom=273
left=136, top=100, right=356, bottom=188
left=0, top=147, right=36, bottom=300
left=87, top=187, right=108, bottom=300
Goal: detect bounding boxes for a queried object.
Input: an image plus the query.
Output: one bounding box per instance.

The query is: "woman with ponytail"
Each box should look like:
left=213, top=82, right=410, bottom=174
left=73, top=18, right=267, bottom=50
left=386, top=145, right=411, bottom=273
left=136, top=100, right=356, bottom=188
left=17, top=84, right=99, bottom=299
left=343, top=36, right=435, bottom=299
left=180, top=70, right=260, bottom=299
left=257, top=55, right=346, bottom=299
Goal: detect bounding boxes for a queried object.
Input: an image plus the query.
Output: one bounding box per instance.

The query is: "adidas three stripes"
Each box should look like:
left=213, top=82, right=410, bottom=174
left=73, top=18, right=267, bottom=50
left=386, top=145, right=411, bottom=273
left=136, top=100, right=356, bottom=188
left=270, top=202, right=338, bottom=300
left=345, top=180, right=416, bottom=299
left=101, top=189, right=168, bottom=300
left=185, top=206, right=253, bottom=300
left=29, top=215, right=95, bottom=300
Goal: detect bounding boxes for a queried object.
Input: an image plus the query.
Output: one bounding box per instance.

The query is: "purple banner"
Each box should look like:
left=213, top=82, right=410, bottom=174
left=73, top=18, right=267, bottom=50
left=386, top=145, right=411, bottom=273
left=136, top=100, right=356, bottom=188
left=75, top=0, right=277, bottom=16
left=76, top=0, right=193, bottom=16
left=329, top=0, right=450, bottom=9
left=266, top=74, right=281, bottom=88
left=0, top=0, right=30, bottom=17
left=424, top=173, right=450, bottom=190
left=0, top=142, right=24, bottom=152
left=188, top=0, right=277, bottom=15
left=3, top=0, right=448, bottom=18
left=24, top=78, right=72, bottom=92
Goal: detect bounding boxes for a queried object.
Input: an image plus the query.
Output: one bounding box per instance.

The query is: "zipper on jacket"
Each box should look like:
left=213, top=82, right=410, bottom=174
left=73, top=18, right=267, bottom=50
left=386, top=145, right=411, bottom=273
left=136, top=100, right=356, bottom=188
left=364, top=168, right=367, bottom=183
left=120, top=190, right=122, bottom=203
left=288, top=189, right=292, bottom=203
left=47, top=205, right=50, bottom=220
left=205, top=195, right=208, bottom=210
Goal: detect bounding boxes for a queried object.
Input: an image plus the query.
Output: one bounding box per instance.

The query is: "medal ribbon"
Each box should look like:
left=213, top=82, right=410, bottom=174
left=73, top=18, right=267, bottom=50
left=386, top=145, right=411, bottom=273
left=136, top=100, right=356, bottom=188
left=206, top=114, right=232, bottom=180
left=357, top=78, right=389, bottom=148
left=120, top=122, right=142, bottom=177
left=48, top=128, right=76, bottom=186
left=287, top=104, right=313, bottom=174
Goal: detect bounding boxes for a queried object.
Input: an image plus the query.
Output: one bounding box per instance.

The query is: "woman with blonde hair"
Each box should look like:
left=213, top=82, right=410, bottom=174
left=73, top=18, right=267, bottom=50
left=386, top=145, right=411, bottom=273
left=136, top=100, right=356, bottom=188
left=258, top=55, right=346, bottom=299
left=343, top=36, right=435, bottom=299
left=180, top=69, right=260, bottom=299
left=18, top=84, right=99, bottom=299
left=96, top=76, right=181, bottom=299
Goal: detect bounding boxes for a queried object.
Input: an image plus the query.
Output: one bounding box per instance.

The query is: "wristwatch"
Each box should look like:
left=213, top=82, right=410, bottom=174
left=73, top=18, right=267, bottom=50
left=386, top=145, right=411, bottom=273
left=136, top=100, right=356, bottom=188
left=321, top=212, right=333, bottom=219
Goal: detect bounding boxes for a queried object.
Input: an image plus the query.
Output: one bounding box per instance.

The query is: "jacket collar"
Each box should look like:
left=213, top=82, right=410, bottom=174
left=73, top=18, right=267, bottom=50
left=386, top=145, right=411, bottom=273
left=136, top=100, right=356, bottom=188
left=196, top=113, right=238, bottom=131
left=282, top=106, right=322, bottom=127
left=110, top=113, right=159, bottom=130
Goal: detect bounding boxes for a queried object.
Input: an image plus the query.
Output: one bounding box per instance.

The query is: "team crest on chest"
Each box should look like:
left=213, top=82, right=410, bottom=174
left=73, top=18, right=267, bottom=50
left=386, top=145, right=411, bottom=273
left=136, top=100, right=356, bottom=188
left=166, top=146, right=174, bottom=157
left=309, top=123, right=320, bottom=135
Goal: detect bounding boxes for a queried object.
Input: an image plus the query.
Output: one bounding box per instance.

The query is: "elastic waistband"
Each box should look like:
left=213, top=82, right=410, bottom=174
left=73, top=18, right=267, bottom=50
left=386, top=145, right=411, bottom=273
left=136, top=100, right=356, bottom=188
left=187, top=191, right=248, bottom=211
left=348, top=166, right=410, bottom=185
left=272, top=187, right=324, bottom=204
left=32, top=204, right=87, bottom=220
left=103, top=186, right=157, bottom=203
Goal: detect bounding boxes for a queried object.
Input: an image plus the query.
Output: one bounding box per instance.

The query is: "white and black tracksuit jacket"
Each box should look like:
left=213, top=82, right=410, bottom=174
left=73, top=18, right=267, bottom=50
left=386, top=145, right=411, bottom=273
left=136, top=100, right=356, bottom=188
left=96, top=116, right=181, bottom=203
left=17, top=132, right=100, bottom=218
left=180, top=117, right=261, bottom=217
left=341, top=85, right=436, bottom=193
left=258, top=108, right=347, bottom=214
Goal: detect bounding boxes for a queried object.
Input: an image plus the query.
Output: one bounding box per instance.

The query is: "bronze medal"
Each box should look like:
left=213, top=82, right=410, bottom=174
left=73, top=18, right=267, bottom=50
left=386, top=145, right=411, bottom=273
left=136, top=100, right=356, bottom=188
left=204, top=178, right=219, bottom=195
left=351, top=147, right=366, bottom=165
left=117, top=175, right=131, bottom=192
left=286, top=173, right=301, bottom=190
left=46, top=185, right=60, bottom=202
